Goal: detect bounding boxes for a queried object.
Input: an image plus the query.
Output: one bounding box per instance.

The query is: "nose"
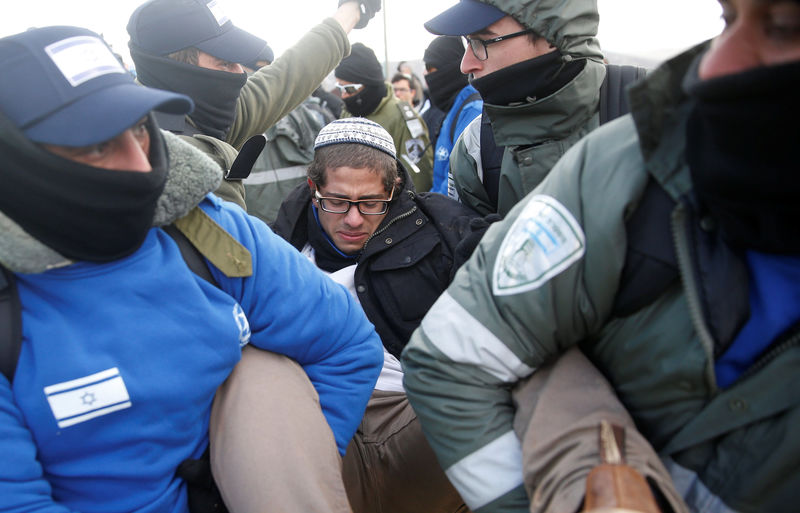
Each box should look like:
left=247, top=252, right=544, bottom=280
left=115, top=129, right=151, bottom=173
left=698, top=22, right=761, bottom=80
left=460, top=47, right=481, bottom=75
left=342, top=204, right=365, bottom=227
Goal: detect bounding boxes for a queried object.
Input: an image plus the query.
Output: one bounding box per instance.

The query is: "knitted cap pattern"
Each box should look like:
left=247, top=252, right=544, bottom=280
left=314, top=118, right=396, bottom=158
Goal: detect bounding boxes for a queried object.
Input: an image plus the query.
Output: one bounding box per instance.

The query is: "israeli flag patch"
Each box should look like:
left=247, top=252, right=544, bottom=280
left=44, top=367, right=131, bottom=428
left=493, top=195, right=585, bottom=296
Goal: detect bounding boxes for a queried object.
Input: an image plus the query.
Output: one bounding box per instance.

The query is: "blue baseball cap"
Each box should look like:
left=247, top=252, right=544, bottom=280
left=0, top=26, right=193, bottom=147
left=424, top=0, right=507, bottom=36
left=128, top=0, right=268, bottom=64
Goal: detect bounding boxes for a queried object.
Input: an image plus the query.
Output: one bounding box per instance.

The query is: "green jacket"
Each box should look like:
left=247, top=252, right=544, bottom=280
left=176, top=18, right=350, bottom=208
left=343, top=83, right=433, bottom=193
left=402, top=42, right=799, bottom=513
left=448, top=0, right=605, bottom=217
left=243, top=96, right=335, bottom=224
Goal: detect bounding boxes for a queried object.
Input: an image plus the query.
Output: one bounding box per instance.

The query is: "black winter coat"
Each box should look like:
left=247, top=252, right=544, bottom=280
left=272, top=177, right=482, bottom=358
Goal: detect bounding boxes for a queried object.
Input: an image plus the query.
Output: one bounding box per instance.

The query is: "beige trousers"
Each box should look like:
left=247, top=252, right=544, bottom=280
left=209, top=345, right=353, bottom=513
left=512, top=347, right=689, bottom=513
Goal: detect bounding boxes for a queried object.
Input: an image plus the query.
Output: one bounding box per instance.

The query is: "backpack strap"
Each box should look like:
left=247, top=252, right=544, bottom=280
left=0, top=266, right=21, bottom=384
left=599, top=64, right=649, bottom=125
left=448, top=92, right=482, bottom=144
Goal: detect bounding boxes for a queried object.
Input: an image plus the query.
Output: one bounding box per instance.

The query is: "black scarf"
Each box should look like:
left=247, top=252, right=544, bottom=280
left=306, top=203, right=358, bottom=272
left=471, top=50, right=585, bottom=106
left=130, top=46, right=247, bottom=140
left=684, top=58, right=800, bottom=254
left=426, top=63, right=469, bottom=112
left=343, top=84, right=387, bottom=117
left=0, top=114, right=168, bottom=262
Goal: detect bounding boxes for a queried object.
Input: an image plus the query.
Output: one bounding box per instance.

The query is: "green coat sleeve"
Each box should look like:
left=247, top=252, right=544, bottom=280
left=226, top=18, right=350, bottom=150
left=401, top=121, right=648, bottom=512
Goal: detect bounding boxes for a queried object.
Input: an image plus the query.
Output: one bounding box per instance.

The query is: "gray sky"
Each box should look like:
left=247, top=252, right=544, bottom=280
left=0, top=0, right=723, bottom=66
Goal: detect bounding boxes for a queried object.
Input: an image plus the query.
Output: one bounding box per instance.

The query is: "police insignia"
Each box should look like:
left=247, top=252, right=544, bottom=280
left=492, top=195, right=585, bottom=296
left=404, top=138, right=425, bottom=163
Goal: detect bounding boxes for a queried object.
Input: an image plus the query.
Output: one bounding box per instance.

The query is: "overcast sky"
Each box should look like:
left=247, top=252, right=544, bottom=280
left=0, top=0, right=723, bottom=66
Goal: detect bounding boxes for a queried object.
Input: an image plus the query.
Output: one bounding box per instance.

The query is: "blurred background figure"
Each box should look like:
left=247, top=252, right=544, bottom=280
left=336, top=43, right=433, bottom=192
left=423, top=35, right=482, bottom=194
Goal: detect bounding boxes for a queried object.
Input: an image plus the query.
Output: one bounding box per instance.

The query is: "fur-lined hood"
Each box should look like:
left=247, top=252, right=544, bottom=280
left=0, top=131, right=222, bottom=274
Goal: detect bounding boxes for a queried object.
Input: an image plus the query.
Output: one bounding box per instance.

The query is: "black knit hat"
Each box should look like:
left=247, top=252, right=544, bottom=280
left=424, top=36, right=465, bottom=70
left=335, top=43, right=384, bottom=87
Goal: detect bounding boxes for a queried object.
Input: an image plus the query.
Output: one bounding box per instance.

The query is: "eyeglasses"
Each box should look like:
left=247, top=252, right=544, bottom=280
left=464, top=29, right=534, bottom=61
left=393, top=86, right=411, bottom=94
left=334, top=83, right=364, bottom=95
left=314, top=187, right=395, bottom=215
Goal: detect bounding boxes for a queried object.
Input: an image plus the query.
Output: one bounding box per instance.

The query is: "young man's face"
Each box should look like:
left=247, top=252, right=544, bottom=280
left=460, top=15, right=556, bottom=79
left=311, top=166, right=391, bottom=255
left=42, top=118, right=152, bottom=172
left=392, top=78, right=416, bottom=104
left=698, top=0, right=800, bottom=80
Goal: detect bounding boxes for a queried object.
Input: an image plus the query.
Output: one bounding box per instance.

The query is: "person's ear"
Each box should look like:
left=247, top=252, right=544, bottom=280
left=307, top=178, right=315, bottom=191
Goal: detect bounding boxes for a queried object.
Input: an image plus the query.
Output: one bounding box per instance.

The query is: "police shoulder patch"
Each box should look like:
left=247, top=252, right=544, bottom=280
left=492, top=195, right=585, bottom=296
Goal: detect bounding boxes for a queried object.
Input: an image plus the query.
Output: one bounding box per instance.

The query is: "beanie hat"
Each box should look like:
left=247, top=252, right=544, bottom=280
left=127, top=0, right=268, bottom=64
left=0, top=25, right=192, bottom=146
left=335, top=43, right=385, bottom=87
left=314, top=118, right=395, bottom=158
left=424, top=36, right=466, bottom=70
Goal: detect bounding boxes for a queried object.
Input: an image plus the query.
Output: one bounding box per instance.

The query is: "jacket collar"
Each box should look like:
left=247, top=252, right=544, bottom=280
left=628, top=40, right=711, bottom=201
left=483, top=59, right=605, bottom=146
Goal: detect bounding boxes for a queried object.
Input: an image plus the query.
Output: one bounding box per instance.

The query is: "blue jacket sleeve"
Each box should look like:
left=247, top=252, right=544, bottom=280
left=0, top=377, right=71, bottom=512
left=204, top=199, right=383, bottom=454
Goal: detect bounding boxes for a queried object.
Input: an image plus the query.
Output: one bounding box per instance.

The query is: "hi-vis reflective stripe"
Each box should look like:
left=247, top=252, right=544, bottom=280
left=243, top=166, right=307, bottom=185
left=445, top=430, right=524, bottom=509
left=420, top=292, right=534, bottom=382
left=44, top=367, right=131, bottom=428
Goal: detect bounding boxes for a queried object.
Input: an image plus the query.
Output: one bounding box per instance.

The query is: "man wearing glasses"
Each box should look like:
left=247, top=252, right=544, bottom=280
left=424, top=0, right=606, bottom=217
left=272, top=118, right=483, bottom=513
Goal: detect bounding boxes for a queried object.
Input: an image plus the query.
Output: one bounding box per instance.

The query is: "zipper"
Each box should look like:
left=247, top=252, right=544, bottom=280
left=670, top=201, right=719, bottom=393
left=737, top=328, right=800, bottom=383
left=362, top=204, right=418, bottom=250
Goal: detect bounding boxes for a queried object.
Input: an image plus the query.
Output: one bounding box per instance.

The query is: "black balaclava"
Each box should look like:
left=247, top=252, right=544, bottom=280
left=684, top=57, right=800, bottom=254
left=471, top=50, right=585, bottom=106
left=424, top=36, right=469, bottom=112
left=0, top=113, right=168, bottom=262
left=342, top=84, right=387, bottom=117
left=130, top=45, right=247, bottom=139
left=336, top=43, right=386, bottom=117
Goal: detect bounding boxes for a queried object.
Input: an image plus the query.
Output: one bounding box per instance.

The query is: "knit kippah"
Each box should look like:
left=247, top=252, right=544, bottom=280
left=314, top=118, right=396, bottom=158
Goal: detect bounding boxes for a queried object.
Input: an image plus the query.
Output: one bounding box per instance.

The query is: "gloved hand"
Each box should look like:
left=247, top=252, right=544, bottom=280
left=453, top=213, right=502, bottom=270
left=339, top=0, right=382, bottom=29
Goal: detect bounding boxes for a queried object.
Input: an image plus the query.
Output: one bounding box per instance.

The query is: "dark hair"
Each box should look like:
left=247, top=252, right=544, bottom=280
left=167, top=47, right=199, bottom=65
left=308, top=143, right=398, bottom=194
left=390, top=73, right=415, bottom=90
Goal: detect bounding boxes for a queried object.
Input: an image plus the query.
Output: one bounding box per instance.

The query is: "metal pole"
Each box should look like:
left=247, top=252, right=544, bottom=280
left=382, top=0, right=390, bottom=78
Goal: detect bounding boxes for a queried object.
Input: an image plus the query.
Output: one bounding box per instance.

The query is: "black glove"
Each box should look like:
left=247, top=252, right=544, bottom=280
left=453, top=213, right=502, bottom=270
left=339, top=0, right=381, bottom=29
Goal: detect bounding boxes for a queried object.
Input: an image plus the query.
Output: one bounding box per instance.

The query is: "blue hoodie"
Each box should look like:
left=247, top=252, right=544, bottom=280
left=1, top=190, right=382, bottom=511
